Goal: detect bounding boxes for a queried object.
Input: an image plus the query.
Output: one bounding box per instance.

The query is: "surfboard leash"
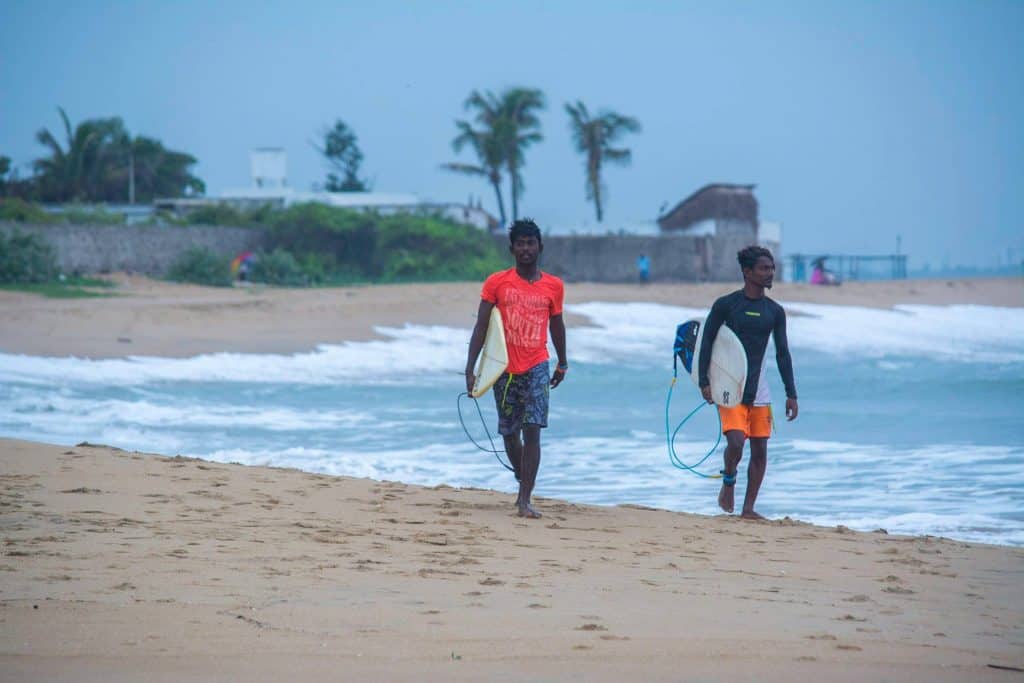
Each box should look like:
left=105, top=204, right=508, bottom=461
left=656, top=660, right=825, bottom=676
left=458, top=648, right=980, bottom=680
left=665, top=377, right=723, bottom=480
left=456, top=392, right=515, bottom=473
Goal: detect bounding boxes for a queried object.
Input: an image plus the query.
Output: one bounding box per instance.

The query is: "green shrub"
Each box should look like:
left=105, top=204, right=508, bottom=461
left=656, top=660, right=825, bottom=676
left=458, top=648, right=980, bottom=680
left=0, top=230, right=59, bottom=283
left=248, top=248, right=308, bottom=286
left=166, top=247, right=233, bottom=287
left=186, top=203, right=275, bottom=226
left=265, top=203, right=504, bottom=282
left=0, top=198, right=58, bottom=224
left=62, top=204, right=125, bottom=225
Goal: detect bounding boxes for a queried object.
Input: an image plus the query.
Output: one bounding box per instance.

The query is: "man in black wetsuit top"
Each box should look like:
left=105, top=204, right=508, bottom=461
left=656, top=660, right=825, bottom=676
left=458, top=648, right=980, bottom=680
left=698, top=245, right=798, bottom=520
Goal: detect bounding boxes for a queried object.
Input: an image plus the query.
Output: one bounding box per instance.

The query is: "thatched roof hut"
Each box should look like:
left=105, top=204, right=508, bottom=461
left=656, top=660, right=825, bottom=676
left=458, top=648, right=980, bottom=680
left=657, top=183, right=758, bottom=232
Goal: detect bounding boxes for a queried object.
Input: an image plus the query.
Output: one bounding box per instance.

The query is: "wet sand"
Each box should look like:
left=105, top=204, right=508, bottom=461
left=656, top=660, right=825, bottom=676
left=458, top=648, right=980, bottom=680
left=1, top=439, right=1021, bottom=682
left=0, top=275, right=1020, bottom=358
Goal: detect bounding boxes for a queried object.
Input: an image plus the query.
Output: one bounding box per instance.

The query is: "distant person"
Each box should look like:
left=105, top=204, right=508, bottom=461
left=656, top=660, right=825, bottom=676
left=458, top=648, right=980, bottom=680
left=810, top=257, right=840, bottom=286
left=465, top=219, right=568, bottom=519
left=637, top=254, right=651, bottom=283
left=698, top=245, right=798, bottom=520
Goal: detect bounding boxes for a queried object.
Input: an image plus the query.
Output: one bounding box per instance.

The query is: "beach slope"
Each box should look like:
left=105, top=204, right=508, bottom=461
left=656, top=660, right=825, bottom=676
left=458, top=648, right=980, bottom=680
left=1, top=439, right=1021, bottom=682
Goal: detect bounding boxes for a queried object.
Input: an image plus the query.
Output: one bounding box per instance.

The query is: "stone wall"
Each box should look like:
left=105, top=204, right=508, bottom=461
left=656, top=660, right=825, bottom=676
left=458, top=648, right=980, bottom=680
left=0, top=222, right=268, bottom=276
left=2, top=221, right=768, bottom=282
left=534, top=226, right=756, bottom=283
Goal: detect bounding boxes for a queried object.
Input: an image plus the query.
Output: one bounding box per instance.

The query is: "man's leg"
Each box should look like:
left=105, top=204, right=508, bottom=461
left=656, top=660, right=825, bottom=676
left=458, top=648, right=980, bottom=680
left=718, top=430, right=746, bottom=513
left=741, top=438, right=768, bottom=520
left=502, top=434, right=523, bottom=484
left=518, top=424, right=542, bottom=518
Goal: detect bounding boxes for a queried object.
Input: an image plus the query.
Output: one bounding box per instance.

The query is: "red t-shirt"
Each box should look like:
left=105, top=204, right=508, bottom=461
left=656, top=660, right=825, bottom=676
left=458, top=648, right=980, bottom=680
left=481, top=268, right=564, bottom=374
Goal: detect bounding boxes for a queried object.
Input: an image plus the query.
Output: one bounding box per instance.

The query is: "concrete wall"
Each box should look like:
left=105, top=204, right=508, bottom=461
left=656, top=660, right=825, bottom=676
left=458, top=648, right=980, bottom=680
left=534, top=225, right=757, bottom=283
left=2, top=220, right=768, bottom=282
left=0, top=222, right=268, bottom=276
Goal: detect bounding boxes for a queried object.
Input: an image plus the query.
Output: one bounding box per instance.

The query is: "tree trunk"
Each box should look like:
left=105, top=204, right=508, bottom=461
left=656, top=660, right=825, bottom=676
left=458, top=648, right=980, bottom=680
left=491, top=178, right=507, bottom=228
left=508, top=150, right=519, bottom=221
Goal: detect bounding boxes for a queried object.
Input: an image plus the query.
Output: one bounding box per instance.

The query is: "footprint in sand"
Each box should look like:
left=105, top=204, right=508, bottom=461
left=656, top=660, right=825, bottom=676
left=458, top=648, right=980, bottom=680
left=576, top=623, right=607, bottom=632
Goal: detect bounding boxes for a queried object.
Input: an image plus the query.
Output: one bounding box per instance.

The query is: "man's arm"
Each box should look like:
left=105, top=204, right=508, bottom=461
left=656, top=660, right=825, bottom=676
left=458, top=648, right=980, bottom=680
left=697, top=297, right=727, bottom=402
left=549, top=313, right=567, bottom=388
left=773, top=305, right=799, bottom=421
left=465, top=299, right=495, bottom=393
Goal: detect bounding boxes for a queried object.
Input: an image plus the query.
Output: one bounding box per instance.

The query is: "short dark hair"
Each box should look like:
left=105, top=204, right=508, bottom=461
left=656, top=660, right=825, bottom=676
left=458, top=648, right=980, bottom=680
left=737, top=245, right=774, bottom=270
left=509, top=218, right=542, bottom=245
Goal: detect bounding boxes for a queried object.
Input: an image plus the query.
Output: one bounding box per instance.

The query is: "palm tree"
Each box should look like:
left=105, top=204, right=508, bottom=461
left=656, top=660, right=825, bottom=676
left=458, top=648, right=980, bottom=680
left=441, top=119, right=507, bottom=226
left=33, top=108, right=203, bottom=202
left=33, top=107, right=106, bottom=201
left=461, top=87, right=545, bottom=222
left=565, top=101, right=641, bottom=222
left=495, top=88, right=545, bottom=221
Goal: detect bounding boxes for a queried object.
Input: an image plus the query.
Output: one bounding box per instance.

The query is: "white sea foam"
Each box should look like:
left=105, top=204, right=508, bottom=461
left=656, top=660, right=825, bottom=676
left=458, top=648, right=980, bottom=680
left=0, top=303, right=1020, bottom=388
left=0, top=323, right=467, bottom=387
left=568, top=301, right=1024, bottom=364
left=1, top=301, right=1021, bottom=545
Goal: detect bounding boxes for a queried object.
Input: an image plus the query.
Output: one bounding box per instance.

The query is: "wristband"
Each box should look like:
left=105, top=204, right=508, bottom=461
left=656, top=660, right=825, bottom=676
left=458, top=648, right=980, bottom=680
left=556, top=363, right=568, bottom=372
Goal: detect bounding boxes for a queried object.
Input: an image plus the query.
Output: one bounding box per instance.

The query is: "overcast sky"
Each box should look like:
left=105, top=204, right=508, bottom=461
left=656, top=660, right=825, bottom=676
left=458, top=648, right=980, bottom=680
left=2, top=0, right=1022, bottom=268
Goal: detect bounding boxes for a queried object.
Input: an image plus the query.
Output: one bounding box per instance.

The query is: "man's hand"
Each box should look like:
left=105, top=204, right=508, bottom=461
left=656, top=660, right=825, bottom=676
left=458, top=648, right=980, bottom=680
left=785, top=398, right=799, bottom=421
left=550, top=367, right=566, bottom=389
left=465, top=370, right=476, bottom=394
left=700, top=385, right=713, bottom=404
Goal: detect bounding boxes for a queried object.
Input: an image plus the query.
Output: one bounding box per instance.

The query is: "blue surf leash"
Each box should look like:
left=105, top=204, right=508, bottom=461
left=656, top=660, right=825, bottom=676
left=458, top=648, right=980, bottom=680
left=667, top=320, right=723, bottom=479
left=665, top=378, right=723, bottom=479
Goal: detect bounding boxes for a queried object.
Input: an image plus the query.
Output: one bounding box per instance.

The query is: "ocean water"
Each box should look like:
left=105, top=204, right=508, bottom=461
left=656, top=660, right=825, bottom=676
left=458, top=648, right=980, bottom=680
left=1, top=301, right=1022, bottom=546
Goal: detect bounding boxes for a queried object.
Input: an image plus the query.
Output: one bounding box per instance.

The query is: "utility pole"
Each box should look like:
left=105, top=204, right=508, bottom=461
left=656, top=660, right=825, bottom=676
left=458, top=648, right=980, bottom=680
left=128, top=150, right=135, bottom=205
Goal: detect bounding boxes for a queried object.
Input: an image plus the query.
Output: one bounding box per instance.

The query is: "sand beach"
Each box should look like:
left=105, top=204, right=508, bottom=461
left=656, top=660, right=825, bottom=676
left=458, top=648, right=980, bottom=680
left=0, top=275, right=1020, bottom=359
left=1, top=276, right=1022, bottom=681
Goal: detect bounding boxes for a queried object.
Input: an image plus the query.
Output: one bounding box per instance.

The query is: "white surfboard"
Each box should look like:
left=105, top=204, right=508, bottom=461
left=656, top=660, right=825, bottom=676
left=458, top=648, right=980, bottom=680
left=688, top=317, right=747, bottom=408
left=471, top=307, right=509, bottom=398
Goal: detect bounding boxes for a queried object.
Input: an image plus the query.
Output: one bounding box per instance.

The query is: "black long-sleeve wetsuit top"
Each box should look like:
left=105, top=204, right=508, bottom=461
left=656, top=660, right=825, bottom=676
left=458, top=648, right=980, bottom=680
left=697, top=290, right=797, bottom=406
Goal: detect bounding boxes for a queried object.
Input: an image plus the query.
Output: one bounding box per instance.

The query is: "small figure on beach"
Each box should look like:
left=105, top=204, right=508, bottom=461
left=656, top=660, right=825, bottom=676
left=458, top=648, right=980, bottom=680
left=465, top=219, right=568, bottom=519
left=810, top=256, right=840, bottom=286
left=637, top=253, right=650, bottom=283
left=698, top=245, right=798, bottom=520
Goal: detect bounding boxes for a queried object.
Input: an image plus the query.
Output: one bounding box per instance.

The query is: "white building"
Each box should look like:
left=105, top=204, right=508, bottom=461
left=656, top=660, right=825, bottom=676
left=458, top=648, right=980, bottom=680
left=156, top=149, right=498, bottom=231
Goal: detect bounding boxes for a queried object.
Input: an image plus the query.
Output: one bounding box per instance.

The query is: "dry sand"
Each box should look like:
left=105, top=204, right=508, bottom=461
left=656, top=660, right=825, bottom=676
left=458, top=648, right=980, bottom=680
left=1, top=276, right=1022, bottom=680
left=1, top=439, right=1021, bottom=682
left=0, top=274, right=1020, bottom=358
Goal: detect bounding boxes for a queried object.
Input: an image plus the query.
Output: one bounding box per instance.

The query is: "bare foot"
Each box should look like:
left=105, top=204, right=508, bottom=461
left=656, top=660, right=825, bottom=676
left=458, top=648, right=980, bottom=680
left=740, top=509, right=767, bottom=520
left=518, top=503, right=542, bottom=519
left=718, top=484, right=735, bottom=513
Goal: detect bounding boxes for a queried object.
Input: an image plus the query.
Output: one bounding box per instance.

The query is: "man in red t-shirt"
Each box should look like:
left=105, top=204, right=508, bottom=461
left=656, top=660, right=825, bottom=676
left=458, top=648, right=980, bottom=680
left=466, top=219, right=568, bottom=519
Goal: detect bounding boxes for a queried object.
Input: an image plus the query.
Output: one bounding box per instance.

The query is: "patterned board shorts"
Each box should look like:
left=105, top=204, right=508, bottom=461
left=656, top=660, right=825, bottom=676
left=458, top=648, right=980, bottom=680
left=492, top=361, right=550, bottom=436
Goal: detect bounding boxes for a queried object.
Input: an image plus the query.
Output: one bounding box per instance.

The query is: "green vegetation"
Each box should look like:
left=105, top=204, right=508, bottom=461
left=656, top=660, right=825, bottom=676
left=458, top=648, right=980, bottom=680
left=0, top=277, right=116, bottom=299
left=0, top=229, right=59, bottom=283
left=184, top=203, right=275, bottom=227
left=248, top=248, right=308, bottom=286
left=166, top=203, right=506, bottom=285
left=4, top=107, right=203, bottom=203
left=442, top=87, right=546, bottom=225
left=316, top=120, right=369, bottom=192
left=0, top=226, right=117, bottom=296
left=0, top=198, right=59, bottom=224
left=565, top=101, right=642, bottom=223
left=166, top=247, right=233, bottom=287
left=262, top=203, right=505, bottom=283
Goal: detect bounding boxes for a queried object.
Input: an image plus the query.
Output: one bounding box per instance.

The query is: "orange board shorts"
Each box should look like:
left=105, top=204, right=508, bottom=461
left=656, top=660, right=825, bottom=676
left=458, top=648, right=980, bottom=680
left=718, top=404, right=773, bottom=439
